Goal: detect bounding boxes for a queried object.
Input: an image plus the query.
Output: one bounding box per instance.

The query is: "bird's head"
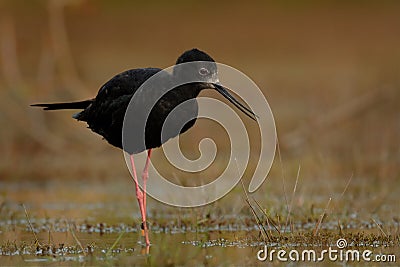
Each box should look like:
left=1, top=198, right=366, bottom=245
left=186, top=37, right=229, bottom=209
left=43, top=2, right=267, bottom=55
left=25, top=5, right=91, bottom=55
left=174, top=48, right=218, bottom=86
left=173, top=48, right=257, bottom=121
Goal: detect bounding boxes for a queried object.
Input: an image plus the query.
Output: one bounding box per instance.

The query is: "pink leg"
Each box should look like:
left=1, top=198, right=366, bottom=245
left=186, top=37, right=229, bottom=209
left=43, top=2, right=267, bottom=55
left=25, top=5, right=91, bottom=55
left=129, top=154, right=150, bottom=246
left=142, top=149, right=152, bottom=218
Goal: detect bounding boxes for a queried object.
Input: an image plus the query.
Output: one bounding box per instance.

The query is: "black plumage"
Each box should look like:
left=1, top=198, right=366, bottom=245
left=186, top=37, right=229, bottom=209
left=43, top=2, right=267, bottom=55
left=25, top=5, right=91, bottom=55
left=32, top=48, right=256, bottom=154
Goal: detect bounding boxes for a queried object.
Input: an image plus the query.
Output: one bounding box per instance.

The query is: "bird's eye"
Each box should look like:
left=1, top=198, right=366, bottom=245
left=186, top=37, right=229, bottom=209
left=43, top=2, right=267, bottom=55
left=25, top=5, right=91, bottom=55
left=199, top=67, right=210, bottom=76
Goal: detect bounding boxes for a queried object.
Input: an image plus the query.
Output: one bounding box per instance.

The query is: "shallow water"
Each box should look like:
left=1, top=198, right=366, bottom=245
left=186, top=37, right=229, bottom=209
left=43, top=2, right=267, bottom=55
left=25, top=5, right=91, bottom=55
left=0, top=223, right=264, bottom=266
left=1, top=224, right=398, bottom=266
left=1, top=180, right=399, bottom=265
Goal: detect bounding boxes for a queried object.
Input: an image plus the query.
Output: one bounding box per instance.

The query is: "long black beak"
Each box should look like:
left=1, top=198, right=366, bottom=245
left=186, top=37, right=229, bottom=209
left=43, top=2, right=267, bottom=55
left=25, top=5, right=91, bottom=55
left=212, top=83, right=258, bottom=121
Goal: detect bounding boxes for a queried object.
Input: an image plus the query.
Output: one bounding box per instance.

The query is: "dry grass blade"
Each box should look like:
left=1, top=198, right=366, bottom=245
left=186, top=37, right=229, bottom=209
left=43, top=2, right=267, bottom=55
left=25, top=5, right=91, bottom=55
left=234, top=157, right=271, bottom=242
left=22, top=204, right=40, bottom=246
left=276, top=138, right=290, bottom=224
left=252, top=198, right=281, bottom=236
left=313, top=197, right=331, bottom=236
left=328, top=173, right=353, bottom=233
left=106, top=230, right=126, bottom=257
left=371, top=218, right=388, bottom=238
left=337, top=219, right=343, bottom=236
left=285, top=164, right=301, bottom=233
left=240, top=179, right=271, bottom=242
left=67, top=221, right=87, bottom=256
left=339, top=173, right=353, bottom=201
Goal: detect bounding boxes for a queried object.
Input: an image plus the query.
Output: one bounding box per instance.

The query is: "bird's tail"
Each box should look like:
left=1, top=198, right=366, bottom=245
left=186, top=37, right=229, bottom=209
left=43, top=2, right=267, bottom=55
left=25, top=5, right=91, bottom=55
left=31, top=99, right=93, bottom=110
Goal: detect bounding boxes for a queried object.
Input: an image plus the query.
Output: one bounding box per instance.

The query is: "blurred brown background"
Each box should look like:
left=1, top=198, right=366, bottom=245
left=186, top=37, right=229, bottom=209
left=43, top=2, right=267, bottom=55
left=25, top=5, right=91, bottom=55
left=0, top=1, right=399, bottom=217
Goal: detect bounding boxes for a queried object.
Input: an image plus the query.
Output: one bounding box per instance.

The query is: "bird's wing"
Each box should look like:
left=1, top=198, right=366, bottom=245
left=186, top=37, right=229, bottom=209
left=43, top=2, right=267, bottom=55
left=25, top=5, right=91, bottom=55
left=96, top=68, right=163, bottom=100
left=75, top=68, right=168, bottom=149
left=77, top=68, right=163, bottom=120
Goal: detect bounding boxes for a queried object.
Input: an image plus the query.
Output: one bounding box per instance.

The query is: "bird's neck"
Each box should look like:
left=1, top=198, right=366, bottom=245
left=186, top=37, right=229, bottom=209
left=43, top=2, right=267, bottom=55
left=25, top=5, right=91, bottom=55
left=173, top=83, right=203, bottom=100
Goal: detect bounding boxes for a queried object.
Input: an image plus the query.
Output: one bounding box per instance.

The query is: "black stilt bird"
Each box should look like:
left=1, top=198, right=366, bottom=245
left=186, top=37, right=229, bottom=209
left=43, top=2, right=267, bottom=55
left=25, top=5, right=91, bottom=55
left=32, top=48, right=257, bottom=246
